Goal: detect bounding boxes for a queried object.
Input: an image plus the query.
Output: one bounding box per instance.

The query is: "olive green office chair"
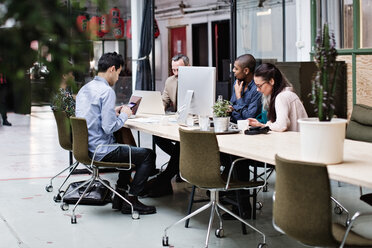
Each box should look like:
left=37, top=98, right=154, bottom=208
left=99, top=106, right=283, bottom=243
left=346, top=104, right=372, bottom=207
left=273, top=155, right=372, bottom=248
left=61, top=117, right=139, bottom=224
left=45, top=111, right=92, bottom=201
left=162, top=128, right=267, bottom=248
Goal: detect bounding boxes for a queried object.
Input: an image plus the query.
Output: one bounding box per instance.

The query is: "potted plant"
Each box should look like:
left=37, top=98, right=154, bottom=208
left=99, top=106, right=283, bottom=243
left=298, top=23, right=347, bottom=164
left=212, top=95, right=231, bottom=132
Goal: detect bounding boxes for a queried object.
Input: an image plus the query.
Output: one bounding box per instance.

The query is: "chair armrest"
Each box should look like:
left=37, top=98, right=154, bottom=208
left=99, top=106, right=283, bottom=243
left=225, top=158, right=267, bottom=190
left=91, top=144, right=133, bottom=170
left=340, top=211, right=372, bottom=248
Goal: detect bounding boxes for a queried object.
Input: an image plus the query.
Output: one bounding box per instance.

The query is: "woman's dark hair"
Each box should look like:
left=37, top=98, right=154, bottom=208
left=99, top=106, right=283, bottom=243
left=97, top=52, right=124, bottom=72
left=254, top=63, right=289, bottom=122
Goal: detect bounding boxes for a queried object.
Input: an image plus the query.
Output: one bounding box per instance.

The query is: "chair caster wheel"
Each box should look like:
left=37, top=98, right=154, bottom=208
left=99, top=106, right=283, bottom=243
left=334, top=205, right=343, bottom=215
left=162, top=236, right=169, bottom=246
left=71, top=216, right=77, bottom=224
left=346, top=219, right=351, bottom=227
left=215, top=228, right=224, bottom=238
left=53, top=192, right=63, bottom=202
left=258, top=243, right=268, bottom=248
left=132, top=211, right=140, bottom=220
left=256, top=201, right=263, bottom=210
left=61, top=202, right=69, bottom=211
left=45, top=184, right=53, bottom=192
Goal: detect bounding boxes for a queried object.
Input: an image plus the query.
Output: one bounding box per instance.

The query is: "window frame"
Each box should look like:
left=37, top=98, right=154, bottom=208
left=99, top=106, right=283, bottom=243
left=311, top=0, right=372, bottom=105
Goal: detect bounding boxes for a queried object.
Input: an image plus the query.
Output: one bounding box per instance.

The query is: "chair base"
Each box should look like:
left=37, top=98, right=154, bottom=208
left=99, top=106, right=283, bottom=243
left=162, top=189, right=266, bottom=248
left=60, top=167, right=140, bottom=223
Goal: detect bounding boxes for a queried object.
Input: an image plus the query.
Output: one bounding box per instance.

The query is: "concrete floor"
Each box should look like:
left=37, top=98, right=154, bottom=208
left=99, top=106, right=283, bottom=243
left=1, top=106, right=372, bottom=248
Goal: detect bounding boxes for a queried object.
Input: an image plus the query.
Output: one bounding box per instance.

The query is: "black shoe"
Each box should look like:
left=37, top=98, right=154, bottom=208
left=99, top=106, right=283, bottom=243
left=137, top=177, right=158, bottom=197
left=2, top=120, right=11, bottom=126
left=121, top=195, right=156, bottom=215
left=148, top=181, right=173, bottom=198
left=112, top=189, right=127, bottom=210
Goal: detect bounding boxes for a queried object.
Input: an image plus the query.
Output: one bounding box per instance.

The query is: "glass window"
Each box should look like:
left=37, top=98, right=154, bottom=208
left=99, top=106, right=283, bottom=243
left=321, top=0, right=353, bottom=49
left=236, top=0, right=285, bottom=62
left=342, top=0, right=353, bottom=48
left=360, top=0, right=372, bottom=48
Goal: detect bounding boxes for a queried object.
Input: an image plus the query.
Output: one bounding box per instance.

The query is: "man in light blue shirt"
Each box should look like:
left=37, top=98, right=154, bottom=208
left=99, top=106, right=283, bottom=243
left=76, top=52, right=156, bottom=215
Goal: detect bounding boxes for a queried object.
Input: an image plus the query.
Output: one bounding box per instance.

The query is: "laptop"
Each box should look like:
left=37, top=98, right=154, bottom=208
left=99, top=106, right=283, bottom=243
left=132, top=90, right=166, bottom=115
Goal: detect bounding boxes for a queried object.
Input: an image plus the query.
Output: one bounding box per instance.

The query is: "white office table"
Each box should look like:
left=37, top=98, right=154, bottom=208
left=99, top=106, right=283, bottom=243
left=125, top=117, right=372, bottom=189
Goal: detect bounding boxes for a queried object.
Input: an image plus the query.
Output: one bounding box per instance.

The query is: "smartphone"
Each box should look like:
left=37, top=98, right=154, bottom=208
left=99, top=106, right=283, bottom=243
left=127, top=102, right=137, bottom=109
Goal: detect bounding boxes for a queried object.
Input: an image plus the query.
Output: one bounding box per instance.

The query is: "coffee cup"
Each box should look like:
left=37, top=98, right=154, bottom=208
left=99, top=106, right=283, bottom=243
left=237, top=119, right=249, bottom=132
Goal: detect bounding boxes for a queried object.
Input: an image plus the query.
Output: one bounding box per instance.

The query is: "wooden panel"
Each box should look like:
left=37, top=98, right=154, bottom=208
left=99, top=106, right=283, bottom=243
left=276, top=62, right=347, bottom=119
left=356, top=55, right=372, bottom=107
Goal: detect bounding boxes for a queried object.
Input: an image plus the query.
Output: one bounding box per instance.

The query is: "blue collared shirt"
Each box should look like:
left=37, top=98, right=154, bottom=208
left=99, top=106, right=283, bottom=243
left=75, top=76, right=128, bottom=161
left=230, top=80, right=262, bottom=123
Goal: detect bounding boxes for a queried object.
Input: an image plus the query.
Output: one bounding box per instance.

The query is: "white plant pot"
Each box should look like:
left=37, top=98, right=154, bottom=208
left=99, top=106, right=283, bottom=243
left=213, top=117, right=230, bottom=132
left=298, top=118, right=347, bottom=164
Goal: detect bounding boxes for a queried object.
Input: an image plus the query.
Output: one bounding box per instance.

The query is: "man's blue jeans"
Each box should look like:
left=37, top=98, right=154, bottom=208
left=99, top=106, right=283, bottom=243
left=102, top=146, right=156, bottom=196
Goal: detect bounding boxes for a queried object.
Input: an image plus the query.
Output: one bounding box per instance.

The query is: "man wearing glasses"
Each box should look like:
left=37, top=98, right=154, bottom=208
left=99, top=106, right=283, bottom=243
left=161, top=54, right=190, bottom=112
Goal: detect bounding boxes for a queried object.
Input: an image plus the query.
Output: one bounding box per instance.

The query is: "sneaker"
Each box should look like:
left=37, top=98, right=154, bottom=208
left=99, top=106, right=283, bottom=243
left=121, top=195, right=156, bottom=215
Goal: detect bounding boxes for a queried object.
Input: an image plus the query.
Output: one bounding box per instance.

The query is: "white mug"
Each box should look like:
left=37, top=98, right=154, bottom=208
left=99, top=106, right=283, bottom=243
left=237, top=119, right=249, bottom=131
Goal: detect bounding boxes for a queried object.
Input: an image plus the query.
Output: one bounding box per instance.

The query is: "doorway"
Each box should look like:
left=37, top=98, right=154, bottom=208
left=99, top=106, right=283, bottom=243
left=212, top=20, right=231, bottom=99
left=169, top=26, right=187, bottom=76
left=192, top=23, right=208, bottom=66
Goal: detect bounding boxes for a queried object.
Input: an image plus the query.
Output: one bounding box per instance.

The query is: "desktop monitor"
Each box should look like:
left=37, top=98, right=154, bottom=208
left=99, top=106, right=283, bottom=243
left=177, top=66, right=216, bottom=117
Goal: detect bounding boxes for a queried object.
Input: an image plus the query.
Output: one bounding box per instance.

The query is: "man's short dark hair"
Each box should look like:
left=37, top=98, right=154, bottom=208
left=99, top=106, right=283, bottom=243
left=236, top=54, right=256, bottom=74
left=172, top=54, right=189, bottom=66
left=97, top=52, right=124, bottom=73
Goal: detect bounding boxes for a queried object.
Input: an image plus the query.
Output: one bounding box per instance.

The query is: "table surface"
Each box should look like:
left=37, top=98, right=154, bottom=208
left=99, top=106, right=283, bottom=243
left=125, top=115, right=372, bottom=189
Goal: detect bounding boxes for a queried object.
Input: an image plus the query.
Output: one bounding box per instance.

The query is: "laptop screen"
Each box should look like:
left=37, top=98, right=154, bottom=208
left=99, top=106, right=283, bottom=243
left=132, top=90, right=165, bottom=115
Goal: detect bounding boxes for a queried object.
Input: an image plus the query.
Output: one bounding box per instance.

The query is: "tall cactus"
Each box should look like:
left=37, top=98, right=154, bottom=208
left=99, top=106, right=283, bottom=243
left=311, top=23, right=340, bottom=121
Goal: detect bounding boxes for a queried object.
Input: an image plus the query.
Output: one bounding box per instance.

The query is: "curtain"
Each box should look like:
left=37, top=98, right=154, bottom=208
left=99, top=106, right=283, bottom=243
left=135, top=0, right=152, bottom=90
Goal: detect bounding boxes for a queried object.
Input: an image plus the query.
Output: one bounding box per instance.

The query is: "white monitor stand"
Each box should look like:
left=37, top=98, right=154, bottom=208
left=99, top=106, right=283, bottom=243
left=177, top=90, right=194, bottom=126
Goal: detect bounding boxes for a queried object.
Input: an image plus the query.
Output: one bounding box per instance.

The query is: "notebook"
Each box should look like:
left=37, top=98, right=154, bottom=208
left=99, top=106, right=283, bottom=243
left=132, top=90, right=165, bottom=115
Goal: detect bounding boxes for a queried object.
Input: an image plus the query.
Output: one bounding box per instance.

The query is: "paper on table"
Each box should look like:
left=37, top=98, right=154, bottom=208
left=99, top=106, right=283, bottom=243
left=129, top=117, right=178, bottom=124
left=129, top=117, right=161, bottom=123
